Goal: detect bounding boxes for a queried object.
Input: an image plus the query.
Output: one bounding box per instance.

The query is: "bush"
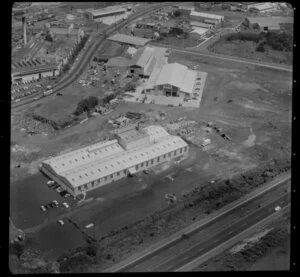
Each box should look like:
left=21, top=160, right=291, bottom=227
left=173, top=10, right=181, bottom=17
left=226, top=32, right=263, bottom=43
left=85, top=244, right=98, bottom=257
left=256, top=43, right=266, bottom=52
left=73, top=96, right=98, bottom=116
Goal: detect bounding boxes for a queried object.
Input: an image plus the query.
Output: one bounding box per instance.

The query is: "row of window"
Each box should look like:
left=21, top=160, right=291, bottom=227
left=76, top=146, right=188, bottom=192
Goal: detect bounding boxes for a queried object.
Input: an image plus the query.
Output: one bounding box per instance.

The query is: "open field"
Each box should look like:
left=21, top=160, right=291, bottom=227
left=10, top=42, right=292, bottom=272
left=208, top=33, right=293, bottom=66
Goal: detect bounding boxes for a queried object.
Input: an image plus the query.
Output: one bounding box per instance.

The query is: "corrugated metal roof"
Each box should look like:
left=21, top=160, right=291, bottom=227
left=190, top=11, right=224, bottom=20
left=150, top=63, right=198, bottom=94
left=108, top=33, right=151, bottom=46
left=155, top=63, right=187, bottom=89
left=42, top=126, right=187, bottom=188
left=89, top=8, right=126, bottom=17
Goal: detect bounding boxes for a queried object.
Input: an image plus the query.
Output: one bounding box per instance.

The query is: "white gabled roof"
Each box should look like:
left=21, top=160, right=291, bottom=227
left=190, top=11, right=224, bottom=21
left=154, top=63, right=197, bottom=94
left=155, top=63, right=187, bottom=89
left=42, top=126, right=188, bottom=188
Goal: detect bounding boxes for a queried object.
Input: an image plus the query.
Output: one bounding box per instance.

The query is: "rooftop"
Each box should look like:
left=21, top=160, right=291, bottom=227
left=50, top=27, right=79, bottom=36
left=88, top=7, right=126, bottom=17
left=190, top=11, right=224, bottom=20
left=248, top=16, right=294, bottom=26
left=42, top=126, right=188, bottom=187
left=11, top=59, right=59, bottom=75
left=108, top=33, right=151, bottom=46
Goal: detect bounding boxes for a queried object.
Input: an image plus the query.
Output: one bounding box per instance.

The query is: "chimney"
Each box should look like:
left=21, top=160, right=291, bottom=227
left=22, top=16, right=27, bottom=45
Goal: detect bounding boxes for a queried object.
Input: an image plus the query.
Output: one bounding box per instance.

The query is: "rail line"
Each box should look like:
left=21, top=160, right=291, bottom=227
left=11, top=3, right=170, bottom=111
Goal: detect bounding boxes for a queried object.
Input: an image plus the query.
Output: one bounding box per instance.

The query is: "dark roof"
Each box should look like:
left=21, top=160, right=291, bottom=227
left=12, top=59, right=59, bottom=75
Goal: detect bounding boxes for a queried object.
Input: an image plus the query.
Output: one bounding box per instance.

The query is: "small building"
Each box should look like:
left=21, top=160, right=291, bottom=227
left=190, top=11, right=224, bottom=26
left=247, top=2, right=276, bottom=12
left=107, top=33, right=151, bottom=47
left=11, top=59, right=60, bottom=84
left=105, top=56, right=130, bottom=74
left=40, top=125, right=189, bottom=197
left=86, top=7, right=126, bottom=20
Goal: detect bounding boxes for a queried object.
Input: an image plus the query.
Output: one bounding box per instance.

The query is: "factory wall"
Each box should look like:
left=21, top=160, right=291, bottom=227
left=41, top=145, right=189, bottom=197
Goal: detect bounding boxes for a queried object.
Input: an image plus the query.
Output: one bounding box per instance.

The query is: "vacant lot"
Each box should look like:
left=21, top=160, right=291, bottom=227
left=10, top=47, right=292, bottom=272
left=209, top=32, right=293, bottom=65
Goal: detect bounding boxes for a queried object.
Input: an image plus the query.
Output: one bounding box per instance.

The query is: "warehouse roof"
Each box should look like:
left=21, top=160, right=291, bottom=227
left=190, top=21, right=213, bottom=28
left=89, top=8, right=126, bottom=17
left=43, top=126, right=187, bottom=187
left=61, top=135, right=187, bottom=187
left=107, top=56, right=130, bottom=67
left=190, top=11, right=224, bottom=20
left=50, top=28, right=79, bottom=36
left=247, top=2, right=275, bottom=11
left=108, top=33, right=151, bottom=46
left=147, top=63, right=198, bottom=94
left=12, top=61, right=59, bottom=75
left=117, top=128, right=148, bottom=144
left=130, top=46, right=153, bottom=68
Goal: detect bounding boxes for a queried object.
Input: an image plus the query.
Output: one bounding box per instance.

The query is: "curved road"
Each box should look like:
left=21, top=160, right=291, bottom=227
left=11, top=2, right=171, bottom=111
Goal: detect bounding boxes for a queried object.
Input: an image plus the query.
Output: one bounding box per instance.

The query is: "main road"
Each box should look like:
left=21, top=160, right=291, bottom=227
left=104, top=172, right=290, bottom=272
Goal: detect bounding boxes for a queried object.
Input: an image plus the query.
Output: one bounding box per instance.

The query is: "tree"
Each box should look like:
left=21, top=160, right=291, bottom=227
left=173, top=10, right=181, bottom=17
left=252, top=22, right=260, bottom=31
left=85, top=244, right=98, bottom=257
left=242, top=18, right=250, bottom=29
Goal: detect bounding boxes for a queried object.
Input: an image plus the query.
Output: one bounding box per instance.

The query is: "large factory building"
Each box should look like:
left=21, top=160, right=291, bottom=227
left=40, top=125, right=189, bottom=197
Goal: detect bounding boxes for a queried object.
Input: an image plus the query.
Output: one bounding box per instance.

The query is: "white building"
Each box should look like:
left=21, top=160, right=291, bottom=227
left=41, top=125, right=189, bottom=197
left=129, top=46, right=168, bottom=78
left=190, top=11, right=224, bottom=26
left=86, top=7, right=126, bottom=20
left=144, top=63, right=201, bottom=98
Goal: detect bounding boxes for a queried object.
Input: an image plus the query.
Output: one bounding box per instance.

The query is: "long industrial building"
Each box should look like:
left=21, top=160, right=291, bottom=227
left=40, top=125, right=189, bottom=197
left=11, top=59, right=60, bottom=84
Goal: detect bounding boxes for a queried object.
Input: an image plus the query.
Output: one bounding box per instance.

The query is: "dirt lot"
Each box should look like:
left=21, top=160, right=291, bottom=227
left=10, top=46, right=292, bottom=272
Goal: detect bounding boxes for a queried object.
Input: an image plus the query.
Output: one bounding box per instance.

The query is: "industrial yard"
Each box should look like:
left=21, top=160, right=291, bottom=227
left=10, top=2, right=292, bottom=274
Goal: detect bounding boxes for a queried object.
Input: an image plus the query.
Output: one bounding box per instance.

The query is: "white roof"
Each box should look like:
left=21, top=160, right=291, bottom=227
left=248, top=2, right=274, bottom=11
left=42, top=126, right=188, bottom=188
left=190, top=11, right=224, bottom=21
left=89, top=8, right=126, bottom=17
left=154, top=63, right=198, bottom=94
left=108, top=33, right=150, bottom=46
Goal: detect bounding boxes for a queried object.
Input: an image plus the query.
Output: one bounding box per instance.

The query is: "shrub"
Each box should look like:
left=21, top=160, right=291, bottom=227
left=73, top=96, right=98, bottom=116
left=173, top=10, right=181, bottom=17
left=256, top=43, right=266, bottom=52
left=124, top=82, right=136, bottom=92
left=85, top=244, right=98, bottom=257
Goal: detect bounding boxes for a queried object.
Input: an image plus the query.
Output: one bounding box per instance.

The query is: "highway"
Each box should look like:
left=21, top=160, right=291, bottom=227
left=105, top=173, right=290, bottom=272
left=11, top=3, right=171, bottom=111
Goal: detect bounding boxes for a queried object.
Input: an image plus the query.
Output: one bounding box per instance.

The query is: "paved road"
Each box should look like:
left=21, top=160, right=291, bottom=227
left=128, top=194, right=290, bottom=272
left=149, top=42, right=292, bottom=72
left=105, top=173, right=290, bottom=272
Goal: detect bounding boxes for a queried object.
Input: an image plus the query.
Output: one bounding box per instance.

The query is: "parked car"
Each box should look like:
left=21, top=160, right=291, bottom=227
left=56, top=187, right=63, bottom=193
left=274, top=206, right=282, bottom=212
left=58, top=220, right=65, bottom=226
left=47, top=180, right=55, bottom=185
left=52, top=200, right=59, bottom=207
left=62, top=202, right=70, bottom=208
left=40, top=205, right=47, bottom=212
